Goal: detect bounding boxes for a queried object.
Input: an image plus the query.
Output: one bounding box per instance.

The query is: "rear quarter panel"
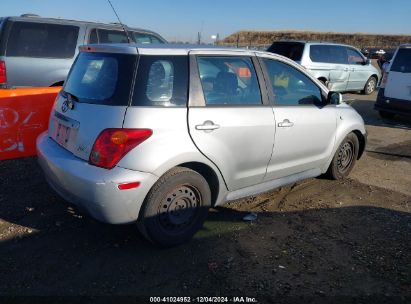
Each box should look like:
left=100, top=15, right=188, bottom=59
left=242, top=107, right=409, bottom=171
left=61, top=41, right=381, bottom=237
left=119, top=107, right=226, bottom=192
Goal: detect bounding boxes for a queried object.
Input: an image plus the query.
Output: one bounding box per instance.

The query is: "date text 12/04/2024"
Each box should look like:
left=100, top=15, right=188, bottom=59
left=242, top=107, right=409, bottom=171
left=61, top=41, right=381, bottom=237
left=149, top=296, right=258, bottom=303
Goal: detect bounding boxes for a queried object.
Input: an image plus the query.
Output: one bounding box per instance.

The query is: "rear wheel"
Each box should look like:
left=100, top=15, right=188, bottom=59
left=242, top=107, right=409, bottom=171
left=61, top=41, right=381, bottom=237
left=326, top=133, right=359, bottom=180
left=379, top=110, right=395, bottom=119
left=138, top=167, right=211, bottom=247
left=362, top=76, right=377, bottom=95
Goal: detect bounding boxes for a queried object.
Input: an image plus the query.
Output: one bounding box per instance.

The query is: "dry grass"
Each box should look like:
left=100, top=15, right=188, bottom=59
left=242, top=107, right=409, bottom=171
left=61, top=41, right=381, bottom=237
left=220, top=30, right=411, bottom=49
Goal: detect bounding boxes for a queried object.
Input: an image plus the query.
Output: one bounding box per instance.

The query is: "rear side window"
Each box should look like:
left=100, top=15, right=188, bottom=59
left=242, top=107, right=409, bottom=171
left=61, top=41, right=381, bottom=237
left=267, top=42, right=304, bottom=61
left=391, top=48, right=411, bottom=73
left=95, top=29, right=129, bottom=43
left=133, top=32, right=164, bottom=44
left=310, top=45, right=347, bottom=64
left=6, top=21, right=79, bottom=58
left=63, top=52, right=137, bottom=105
left=132, top=56, right=188, bottom=106
left=197, top=56, right=262, bottom=105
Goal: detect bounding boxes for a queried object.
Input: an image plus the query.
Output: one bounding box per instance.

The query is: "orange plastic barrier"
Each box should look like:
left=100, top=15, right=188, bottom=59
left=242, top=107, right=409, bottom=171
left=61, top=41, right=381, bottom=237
left=0, top=87, right=61, bottom=160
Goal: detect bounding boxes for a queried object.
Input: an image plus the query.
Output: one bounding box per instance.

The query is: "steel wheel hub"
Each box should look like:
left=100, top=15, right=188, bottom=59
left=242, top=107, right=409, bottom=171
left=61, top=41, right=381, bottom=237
left=367, top=80, right=375, bottom=93
left=158, top=185, right=201, bottom=231
left=338, top=142, right=354, bottom=173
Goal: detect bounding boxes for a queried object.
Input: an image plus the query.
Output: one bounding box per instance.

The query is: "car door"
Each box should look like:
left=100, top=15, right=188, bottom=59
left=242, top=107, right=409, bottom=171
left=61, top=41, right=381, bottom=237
left=187, top=51, right=276, bottom=191
left=346, top=47, right=370, bottom=91
left=258, top=55, right=337, bottom=180
left=308, top=45, right=350, bottom=91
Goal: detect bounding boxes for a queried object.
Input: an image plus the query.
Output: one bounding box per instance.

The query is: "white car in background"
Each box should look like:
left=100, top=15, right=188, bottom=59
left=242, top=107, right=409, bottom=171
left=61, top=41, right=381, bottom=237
left=375, top=44, right=411, bottom=118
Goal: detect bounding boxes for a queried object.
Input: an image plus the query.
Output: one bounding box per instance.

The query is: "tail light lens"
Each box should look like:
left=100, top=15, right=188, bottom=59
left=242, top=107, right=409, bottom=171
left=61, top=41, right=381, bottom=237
left=381, top=72, right=389, bottom=88
left=0, top=61, right=7, bottom=84
left=89, top=128, right=152, bottom=169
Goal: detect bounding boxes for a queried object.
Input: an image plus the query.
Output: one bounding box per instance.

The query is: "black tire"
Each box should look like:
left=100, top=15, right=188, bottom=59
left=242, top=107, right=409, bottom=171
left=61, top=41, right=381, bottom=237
left=138, top=167, right=211, bottom=247
left=362, top=76, right=377, bottom=95
left=379, top=110, right=395, bottom=119
left=326, top=133, right=359, bottom=180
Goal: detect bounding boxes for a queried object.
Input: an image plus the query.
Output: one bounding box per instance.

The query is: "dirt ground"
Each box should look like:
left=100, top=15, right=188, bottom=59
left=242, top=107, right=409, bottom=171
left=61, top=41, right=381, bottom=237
left=0, top=91, right=410, bottom=303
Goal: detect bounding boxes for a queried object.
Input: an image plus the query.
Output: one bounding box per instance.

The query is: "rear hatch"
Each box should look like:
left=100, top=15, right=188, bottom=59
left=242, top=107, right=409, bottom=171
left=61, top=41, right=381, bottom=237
left=49, top=48, right=137, bottom=160
left=385, top=47, right=411, bottom=101
left=267, top=42, right=305, bottom=63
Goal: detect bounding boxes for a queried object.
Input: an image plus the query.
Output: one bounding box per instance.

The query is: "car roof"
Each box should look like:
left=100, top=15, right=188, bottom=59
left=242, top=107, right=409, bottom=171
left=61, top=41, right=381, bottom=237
left=271, top=40, right=356, bottom=48
left=79, top=43, right=255, bottom=55
left=4, top=15, right=163, bottom=37
left=399, top=44, right=411, bottom=48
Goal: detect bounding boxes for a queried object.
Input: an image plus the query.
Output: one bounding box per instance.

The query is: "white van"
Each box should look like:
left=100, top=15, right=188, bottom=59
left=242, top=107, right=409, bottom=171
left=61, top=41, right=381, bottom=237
left=375, top=44, right=411, bottom=118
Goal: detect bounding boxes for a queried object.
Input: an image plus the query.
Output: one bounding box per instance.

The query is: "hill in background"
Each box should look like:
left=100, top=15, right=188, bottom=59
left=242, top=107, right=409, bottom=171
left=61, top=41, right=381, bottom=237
left=221, top=30, right=411, bottom=50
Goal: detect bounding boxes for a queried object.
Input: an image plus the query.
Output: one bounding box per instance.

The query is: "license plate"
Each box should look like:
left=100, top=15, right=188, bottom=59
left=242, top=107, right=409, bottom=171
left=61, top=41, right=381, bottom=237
left=54, top=122, right=71, bottom=147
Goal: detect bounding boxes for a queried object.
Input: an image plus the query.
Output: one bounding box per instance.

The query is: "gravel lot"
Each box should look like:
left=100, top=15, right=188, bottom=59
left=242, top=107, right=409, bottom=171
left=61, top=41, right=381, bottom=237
left=0, top=91, right=410, bottom=303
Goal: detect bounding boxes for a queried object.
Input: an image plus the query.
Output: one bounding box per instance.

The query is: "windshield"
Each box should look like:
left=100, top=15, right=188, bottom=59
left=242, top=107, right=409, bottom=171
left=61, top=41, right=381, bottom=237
left=63, top=52, right=137, bottom=105
left=391, top=48, right=411, bottom=73
left=267, top=42, right=304, bottom=61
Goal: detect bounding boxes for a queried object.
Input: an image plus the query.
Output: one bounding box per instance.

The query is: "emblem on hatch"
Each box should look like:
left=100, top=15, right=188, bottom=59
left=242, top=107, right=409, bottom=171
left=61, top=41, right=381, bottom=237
left=61, top=100, right=69, bottom=113
left=61, top=95, right=75, bottom=113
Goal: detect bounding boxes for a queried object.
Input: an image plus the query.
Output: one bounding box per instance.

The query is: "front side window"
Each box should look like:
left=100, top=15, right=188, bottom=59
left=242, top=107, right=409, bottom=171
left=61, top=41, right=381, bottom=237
left=6, top=21, right=79, bottom=58
left=132, top=55, right=188, bottom=106
left=64, top=52, right=137, bottom=105
left=197, top=56, right=262, bottom=105
left=347, top=48, right=365, bottom=65
left=263, top=58, right=323, bottom=106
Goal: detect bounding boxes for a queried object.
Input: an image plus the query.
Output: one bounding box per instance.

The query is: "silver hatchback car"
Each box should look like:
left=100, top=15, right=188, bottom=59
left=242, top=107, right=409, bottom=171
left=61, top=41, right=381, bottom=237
left=37, top=44, right=367, bottom=246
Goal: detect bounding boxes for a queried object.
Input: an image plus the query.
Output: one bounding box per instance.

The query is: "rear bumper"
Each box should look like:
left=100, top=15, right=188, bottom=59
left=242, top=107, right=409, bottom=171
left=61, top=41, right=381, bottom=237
left=374, top=89, right=411, bottom=116
left=36, top=132, right=158, bottom=224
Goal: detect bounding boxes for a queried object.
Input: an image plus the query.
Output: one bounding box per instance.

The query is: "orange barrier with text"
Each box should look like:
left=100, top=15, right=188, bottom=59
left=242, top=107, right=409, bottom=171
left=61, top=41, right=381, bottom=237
left=0, top=87, right=61, bottom=160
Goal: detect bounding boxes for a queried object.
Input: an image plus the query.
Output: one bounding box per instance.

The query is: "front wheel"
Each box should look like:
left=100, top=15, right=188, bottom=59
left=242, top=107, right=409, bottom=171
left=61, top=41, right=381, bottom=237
left=362, top=76, right=377, bottom=95
left=326, top=133, right=359, bottom=180
left=138, top=167, right=211, bottom=247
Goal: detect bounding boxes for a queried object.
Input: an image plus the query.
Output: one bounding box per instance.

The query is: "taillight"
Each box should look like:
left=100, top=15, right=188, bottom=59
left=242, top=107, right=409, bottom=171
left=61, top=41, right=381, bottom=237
left=89, top=128, right=152, bottom=169
left=0, top=61, right=7, bottom=84
left=381, top=72, right=389, bottom=88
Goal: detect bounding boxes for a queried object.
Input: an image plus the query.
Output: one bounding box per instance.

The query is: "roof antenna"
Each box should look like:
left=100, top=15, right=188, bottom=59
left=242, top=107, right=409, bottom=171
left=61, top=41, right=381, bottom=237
left=107, top=0, right=132, bottom=43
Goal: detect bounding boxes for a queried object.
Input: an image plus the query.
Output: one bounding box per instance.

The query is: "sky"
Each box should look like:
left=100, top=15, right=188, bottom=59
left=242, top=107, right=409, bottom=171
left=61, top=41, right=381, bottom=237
left=2, top=0, right=411, bottom=42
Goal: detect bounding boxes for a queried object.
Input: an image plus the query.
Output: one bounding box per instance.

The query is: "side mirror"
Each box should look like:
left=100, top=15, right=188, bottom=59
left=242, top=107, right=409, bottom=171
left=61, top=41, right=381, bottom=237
left=364, top=59, right=371, bottom=65
left=327, top=91, right=342, bottom=105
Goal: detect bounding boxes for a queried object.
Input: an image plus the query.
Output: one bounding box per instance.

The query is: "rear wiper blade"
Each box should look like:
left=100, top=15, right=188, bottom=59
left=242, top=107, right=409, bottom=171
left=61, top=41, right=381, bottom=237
left=61, top=90, right=79, bottom=102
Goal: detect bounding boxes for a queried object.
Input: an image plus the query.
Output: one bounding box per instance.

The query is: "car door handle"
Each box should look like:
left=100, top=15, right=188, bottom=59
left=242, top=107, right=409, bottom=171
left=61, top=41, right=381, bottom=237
left=195, top=120, right=220, bottom=131
left=343, top=67, right=349, bottom=71
left=278, top=119, right=294, bottom=128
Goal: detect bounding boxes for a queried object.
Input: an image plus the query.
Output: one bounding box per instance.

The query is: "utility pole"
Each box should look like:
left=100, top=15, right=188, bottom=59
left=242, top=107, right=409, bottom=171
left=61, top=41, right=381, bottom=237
left=197, top=32, right=201, bottom=44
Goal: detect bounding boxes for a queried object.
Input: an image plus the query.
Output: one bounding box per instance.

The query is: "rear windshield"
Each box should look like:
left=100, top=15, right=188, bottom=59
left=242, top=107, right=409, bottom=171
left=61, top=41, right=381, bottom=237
left=6, top=21, right=79, bottom=58
left=267, top=42, right=304, bottom=61
left=63, top=52, right=137, bottom=105
left=391, top=48, right=411, bottom=73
